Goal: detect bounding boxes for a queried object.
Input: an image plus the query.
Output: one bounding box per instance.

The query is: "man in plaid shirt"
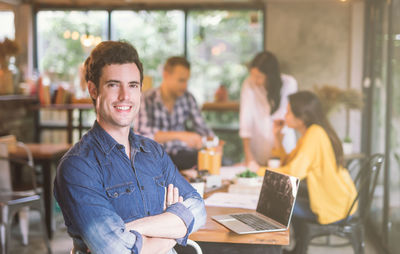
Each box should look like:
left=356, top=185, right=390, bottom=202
left=136, top=56, right=214, bottom=175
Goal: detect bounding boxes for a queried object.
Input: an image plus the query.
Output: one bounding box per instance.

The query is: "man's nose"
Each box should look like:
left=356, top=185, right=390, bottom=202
left=118, top=86, right=129, bottom=100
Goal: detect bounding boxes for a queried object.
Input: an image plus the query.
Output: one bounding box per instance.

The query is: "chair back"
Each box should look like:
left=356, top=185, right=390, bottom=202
left=343, top=153, right=384, bottom=223
left=0, top=136, right=37, bottom=193
left=0, top=135, right=17, bottom=191
left=0, top=142, right=12, bottom=191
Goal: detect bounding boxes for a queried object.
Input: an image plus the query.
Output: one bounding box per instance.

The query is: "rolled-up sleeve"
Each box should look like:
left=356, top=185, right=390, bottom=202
left=159, top=145, right=207, bottom=245
left=239, top=80, right=254, bottom=138
left=165, top=197, right=206, bottom=245
left=54, top=156, right=142, bottom=254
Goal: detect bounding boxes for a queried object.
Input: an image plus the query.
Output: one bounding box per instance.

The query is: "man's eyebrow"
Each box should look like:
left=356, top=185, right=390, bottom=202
left=105, top=79, right=121, bottom=84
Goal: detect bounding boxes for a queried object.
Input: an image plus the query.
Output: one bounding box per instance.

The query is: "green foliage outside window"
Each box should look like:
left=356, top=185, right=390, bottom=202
left=111, top=10, right=185, bottom=86
left=37, top=11, right=108, bottom=81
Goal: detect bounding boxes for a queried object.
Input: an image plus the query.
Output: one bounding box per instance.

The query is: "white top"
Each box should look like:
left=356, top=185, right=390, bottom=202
left=239, top=74, right=298, bottom=166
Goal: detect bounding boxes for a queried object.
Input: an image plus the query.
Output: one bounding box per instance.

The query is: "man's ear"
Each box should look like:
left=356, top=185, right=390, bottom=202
left=88, top=81, right=98, bottom=100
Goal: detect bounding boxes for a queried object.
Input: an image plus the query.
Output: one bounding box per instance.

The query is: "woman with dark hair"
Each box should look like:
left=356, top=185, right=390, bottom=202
left=272, top=91, right=357, bottom=253
left=240, top=51, right=298, bottom=171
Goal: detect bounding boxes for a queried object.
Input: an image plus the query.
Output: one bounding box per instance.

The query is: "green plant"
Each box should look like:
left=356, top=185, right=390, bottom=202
left=314, top=85, right=364, bottom=138
left=236, top=169, right=258, bottom=178
left=0, top=38, right=19, bottom=70
left=343, top=136, right=352, bottom=143
left=314, top=85, right=363, bottom=115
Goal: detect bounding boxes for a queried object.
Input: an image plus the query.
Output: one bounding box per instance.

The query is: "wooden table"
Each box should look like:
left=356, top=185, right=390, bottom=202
left=188, top=174, right=289, bottom=253
left=10, top=143, right=71, bottom=239
left=190, top=206, right=289, bottom=245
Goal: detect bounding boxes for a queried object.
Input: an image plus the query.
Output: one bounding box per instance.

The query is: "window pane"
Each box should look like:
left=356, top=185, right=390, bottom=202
left=187, top=10, right=263, bottom=164
left=37, top=11, right=108, bottom=83
left=389, top=0, right=400, bottom=251
left=0, top=11, right=14, bottom=40
left=111, top=10, right=185, bottom=86
left=187, top=10, right=263, bottom=104
left=369, top=1, right=387, bottom=237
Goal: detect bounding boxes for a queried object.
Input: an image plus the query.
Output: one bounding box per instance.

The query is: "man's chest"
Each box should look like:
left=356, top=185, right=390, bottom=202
left=100, top=156, right=167, bottom=221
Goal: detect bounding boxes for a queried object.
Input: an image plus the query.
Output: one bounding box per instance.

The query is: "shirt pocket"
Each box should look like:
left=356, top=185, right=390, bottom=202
left=153, top=175, right=166, bottom=212
left=106, top=182, right=139, bottom=221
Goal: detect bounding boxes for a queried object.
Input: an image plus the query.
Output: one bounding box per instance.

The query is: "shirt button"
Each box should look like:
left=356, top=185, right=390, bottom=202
left=113, top=192, right=119, bottom=198
left=126, top=188, right=131, bottom=193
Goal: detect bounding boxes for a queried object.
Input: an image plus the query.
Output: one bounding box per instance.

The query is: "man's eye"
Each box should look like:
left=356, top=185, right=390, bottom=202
left=107, top=83, right=118, bottom=87
left=130, top=83, right=139, bottom=88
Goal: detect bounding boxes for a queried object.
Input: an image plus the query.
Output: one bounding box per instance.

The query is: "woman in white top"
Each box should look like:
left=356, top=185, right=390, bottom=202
left=240, top=51, right=298, bottom=171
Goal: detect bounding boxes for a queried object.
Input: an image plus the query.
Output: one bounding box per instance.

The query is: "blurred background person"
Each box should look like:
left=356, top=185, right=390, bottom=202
left=136, top=56, right=215, bottom=179
left=240, top=51, right=297, bottom=172
left=272, top=91, right=357, bottom=254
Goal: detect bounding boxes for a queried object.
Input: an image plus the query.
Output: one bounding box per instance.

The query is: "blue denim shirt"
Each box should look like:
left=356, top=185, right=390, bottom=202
left=54, top=121, right=206, bottom=254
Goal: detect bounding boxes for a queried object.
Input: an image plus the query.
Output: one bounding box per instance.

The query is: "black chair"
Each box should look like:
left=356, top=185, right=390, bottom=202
left=294, top=153, right=384, bottom=254
left=0, top=142, right=52, bottom=254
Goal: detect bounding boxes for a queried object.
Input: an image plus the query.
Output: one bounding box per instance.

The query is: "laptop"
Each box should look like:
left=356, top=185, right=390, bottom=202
left=212, top=169, right=300, bottom=234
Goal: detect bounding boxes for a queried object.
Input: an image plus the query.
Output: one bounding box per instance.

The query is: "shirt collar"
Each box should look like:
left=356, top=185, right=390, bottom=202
left=155, top=87, right=187, bottom=107
left=91, top=121, right=149, bottom=155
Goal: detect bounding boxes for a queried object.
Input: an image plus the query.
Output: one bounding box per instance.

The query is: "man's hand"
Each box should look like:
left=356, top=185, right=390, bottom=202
left=179, top=132, right=203, bottom=149
left=154, top=131, right=203, bottom=149
left=164, top=184, right=184, bottom=210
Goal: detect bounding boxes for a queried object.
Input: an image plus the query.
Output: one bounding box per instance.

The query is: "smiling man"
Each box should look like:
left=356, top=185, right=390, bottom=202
left=136, top=57, right=215, bottom=175
left=54, top=41, right=206, bottom=254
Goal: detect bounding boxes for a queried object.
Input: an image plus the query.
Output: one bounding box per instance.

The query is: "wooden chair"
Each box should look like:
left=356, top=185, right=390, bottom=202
left=0, top=139, right=51, bottom=254
left=294, top=153, right=384, bottom=254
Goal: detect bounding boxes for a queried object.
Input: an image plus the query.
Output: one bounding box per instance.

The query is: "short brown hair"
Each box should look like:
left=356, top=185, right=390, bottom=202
left=84, top=40, right=144, bottom=92
left=163, top=56, right=190, bottom=73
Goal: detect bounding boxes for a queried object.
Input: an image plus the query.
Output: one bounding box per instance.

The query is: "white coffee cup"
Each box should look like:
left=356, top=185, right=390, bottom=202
left=191, top=181, right=205, bottom=198
left=268, top=157, right=281, bottom=169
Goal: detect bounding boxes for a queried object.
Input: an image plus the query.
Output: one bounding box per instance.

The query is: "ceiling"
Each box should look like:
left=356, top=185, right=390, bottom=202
left=1, top=0, right=351, bottom=9
left=1, top=0, right=266, bottom=8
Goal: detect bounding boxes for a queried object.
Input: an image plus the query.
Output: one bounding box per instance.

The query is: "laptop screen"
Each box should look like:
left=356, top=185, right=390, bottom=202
left=256, top=170, right=299, bottom=226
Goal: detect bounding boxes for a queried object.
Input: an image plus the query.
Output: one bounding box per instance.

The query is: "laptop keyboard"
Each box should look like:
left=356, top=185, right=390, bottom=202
left=231, top=214, right=279, bottom=231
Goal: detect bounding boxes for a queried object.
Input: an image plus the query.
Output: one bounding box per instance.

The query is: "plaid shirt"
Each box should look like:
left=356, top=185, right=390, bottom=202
left=135, top=88, right=214, bottom=155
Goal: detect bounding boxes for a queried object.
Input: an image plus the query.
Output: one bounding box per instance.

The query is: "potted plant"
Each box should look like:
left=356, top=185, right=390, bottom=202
left=342, top=136, right=353, bottom=154
left=0, top=38, right=19, bottom=94
left=236, top=168, right=260, bottom=186
left=314, top=85, right=363, bottom=154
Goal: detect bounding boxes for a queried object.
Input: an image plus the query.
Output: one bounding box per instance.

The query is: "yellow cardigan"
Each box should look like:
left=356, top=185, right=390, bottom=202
left=271, top=124, right=357, bottom=224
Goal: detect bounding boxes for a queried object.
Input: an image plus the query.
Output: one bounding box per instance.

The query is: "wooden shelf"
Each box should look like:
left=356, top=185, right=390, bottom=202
left=0, top=94, right=37, bottom=102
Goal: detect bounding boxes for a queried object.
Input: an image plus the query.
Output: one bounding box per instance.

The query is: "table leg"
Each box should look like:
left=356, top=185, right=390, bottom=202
left=78, top=109, right=83, bottom=139
left=41, top=161, right=55, bottom=239
left=67, top=109, right=73, bottom=144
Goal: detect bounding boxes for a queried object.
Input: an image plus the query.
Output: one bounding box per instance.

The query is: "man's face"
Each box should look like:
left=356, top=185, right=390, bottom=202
left=88, top=63, right=141, bottom=131
left=164, top=65, right=190, bottom=98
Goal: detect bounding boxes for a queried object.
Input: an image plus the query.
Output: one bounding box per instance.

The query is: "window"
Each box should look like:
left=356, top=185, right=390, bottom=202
left=0, top=11, right=14, bottom=40
left=37, top=11, right=108, bottom=83
left=187, top=10, right=263, bottom=104
left=111, top=10, right=185, bottom=87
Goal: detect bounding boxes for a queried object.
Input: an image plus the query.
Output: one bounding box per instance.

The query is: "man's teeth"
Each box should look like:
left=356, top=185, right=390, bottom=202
left=116, top=106, right=130, bottom=110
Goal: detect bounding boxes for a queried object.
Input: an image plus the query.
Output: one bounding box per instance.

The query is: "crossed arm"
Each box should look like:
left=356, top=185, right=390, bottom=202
left=125, top=184, right=187, bottom=254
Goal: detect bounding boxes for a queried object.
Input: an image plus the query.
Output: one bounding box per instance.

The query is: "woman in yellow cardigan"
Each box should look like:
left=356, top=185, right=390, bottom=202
left=272, top=91, right=357, bottom=254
